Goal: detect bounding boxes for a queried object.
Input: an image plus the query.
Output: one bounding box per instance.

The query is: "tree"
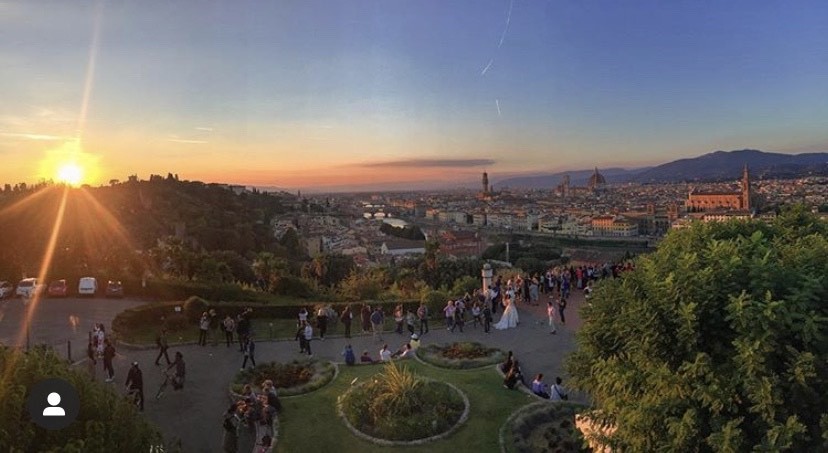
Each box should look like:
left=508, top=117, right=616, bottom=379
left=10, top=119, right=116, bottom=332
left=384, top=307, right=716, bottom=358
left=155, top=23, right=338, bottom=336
left=567, top=209, right=828, bottom=451
left=0, top=347, right=161, bottom=452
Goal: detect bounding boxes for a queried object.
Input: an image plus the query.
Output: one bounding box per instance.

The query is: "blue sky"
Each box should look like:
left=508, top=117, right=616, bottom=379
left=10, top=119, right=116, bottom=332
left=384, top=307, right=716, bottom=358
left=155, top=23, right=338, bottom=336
left=1, top=0, right=827, bottom=189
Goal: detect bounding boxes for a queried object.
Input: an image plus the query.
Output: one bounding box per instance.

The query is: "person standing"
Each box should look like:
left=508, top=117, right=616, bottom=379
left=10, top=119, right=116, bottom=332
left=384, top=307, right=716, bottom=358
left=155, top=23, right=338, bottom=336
left=236, top=312, right=251, bottom=352
left=168, top=351, right=186, bottom=390
left=316, top=306, right=328, bottom=341
left=155, top=329, right=171, bottom=366
left=547, top=299, right=557, bottom=335
left=223, top=315, right=236, bottom=348
left=405, top=309, right=416, bottom=335
left=342, top=344, right=355, bottom=366
left=103, top=339, right=116, bottom=382
left=223, top=404, right=241, bottom=453
left=482, top=304, right=492, bottom=333
left=443, top=300, right=456, bottom=330
left=303, top=321, right=313, bottom=357
left=361, top=304, right=372, bottom=333
left=340, top=305, right=353, bottom=338
left=417, top=302, right=429, bottom=335
left=471, top=302, right=482, bottom=328
left=393, top=304, right=404, bottom=334
left=558, top=297, right=567, bottom=325
left=451, top=306, right=464, bottom=333
left=209, top=309, right=220, bottom=346
left=86, top=339, right=97, bottom=380
left=198, top=312, right=210, bottom=346
left=125, top=361, right=144, bottom=411
left=241, top=337, right=256, bottom=370
left=370, top=307, right=384, bottom=342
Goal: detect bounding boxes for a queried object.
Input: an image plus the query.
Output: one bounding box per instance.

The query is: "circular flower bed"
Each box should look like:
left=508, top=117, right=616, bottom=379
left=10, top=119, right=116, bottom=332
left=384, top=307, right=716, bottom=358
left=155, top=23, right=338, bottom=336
left=502, top=402, right=589, bottom=453
left=338, top=362, right=468, bottom=444
left=417, top=342, right=506, bottom=369
left=231, top=359, right=336, bottom=397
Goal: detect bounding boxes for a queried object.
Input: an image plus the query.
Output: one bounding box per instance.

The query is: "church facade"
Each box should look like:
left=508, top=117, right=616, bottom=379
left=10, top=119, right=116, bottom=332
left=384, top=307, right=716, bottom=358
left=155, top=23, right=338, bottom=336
left=686, top=165, right=752, bottom=212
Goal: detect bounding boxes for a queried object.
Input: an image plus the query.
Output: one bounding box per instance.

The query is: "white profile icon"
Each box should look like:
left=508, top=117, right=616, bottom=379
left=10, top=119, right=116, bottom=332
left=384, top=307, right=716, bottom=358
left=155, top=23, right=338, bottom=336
left=43, top=392, right=66, bottom=417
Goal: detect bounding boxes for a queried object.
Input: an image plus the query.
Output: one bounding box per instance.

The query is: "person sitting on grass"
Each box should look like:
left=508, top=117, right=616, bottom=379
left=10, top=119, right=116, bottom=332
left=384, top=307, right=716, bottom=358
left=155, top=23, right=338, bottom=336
left=392, top=343, right=413, bottom=359
left=379, top=344, right=393, bottom=362
left=409, top=333, right=421, bottom=351
left=531, top=373, right=550, bottom=399
left=358, top=350, right=373, bottom=364
left=503, top=360, right=526, bottom=390
left=500, top=351, right=514, bottom=374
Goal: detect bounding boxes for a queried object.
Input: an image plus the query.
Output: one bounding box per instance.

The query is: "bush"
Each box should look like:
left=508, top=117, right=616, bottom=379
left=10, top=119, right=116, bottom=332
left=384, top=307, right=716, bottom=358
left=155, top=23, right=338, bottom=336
left=420, top=289, right=449, bottom=319
left=340, top=363, right=465, bottom=441
left=232, top=359, right=336, bottom=396
left=418, top=342, right=506, bottom=369
left=505, top=402, right=589, bottom=453
left=0, top=347, right=161, bottom=452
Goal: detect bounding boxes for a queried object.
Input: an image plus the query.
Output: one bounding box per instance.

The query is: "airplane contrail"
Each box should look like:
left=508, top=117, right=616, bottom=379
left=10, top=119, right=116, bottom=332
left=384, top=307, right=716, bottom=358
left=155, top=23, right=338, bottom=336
left=495, top=99, right=502, bottom=117
left=481, top=59, right=494, bottom=76
left=498, top=0, right=514, bottom=48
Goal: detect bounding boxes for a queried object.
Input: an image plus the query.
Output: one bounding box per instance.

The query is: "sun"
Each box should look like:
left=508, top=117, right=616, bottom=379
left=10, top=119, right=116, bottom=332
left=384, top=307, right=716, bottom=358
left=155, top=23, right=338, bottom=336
left=56, top=163, right=84, bottom=186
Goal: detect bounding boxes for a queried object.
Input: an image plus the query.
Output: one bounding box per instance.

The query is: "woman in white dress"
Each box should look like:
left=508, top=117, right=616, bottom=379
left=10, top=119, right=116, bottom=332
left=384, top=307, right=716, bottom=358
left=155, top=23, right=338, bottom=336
left=494, top=295, right=519, bottom=330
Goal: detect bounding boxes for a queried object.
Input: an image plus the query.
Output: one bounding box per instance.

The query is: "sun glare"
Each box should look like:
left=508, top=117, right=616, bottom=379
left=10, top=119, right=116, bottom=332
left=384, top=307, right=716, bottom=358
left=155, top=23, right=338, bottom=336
left=56, top=163, right=84, bottom=186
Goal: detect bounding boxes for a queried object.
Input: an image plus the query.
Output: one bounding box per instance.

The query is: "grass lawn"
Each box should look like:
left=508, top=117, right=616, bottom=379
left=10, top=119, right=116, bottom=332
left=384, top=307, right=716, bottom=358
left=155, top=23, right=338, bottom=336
left=118, top=316, right=419, bottom=345
left=277, top=360, right=534, bottom=452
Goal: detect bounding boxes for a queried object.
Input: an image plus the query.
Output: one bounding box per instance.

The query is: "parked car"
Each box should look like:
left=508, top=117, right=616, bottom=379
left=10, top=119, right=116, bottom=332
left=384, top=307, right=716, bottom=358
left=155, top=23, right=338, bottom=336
left=16, top=278, right=45, bottom=298
left=105, top=280, right=124, bottom=298
left=0, top=281, right=13, bottom=298
left=78, top=277, right=98, bottom=297
left=48, top=279, right=69, bottom=297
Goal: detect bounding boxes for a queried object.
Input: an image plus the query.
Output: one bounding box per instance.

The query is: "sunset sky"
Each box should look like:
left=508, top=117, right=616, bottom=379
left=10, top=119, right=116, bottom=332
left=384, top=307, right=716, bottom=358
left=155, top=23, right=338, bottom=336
left=1, top=1, right=827, bottom=191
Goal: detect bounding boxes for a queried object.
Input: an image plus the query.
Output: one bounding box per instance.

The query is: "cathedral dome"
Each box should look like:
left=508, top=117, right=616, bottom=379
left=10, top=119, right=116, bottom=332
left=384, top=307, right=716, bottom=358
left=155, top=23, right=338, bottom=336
left=588, top=167, right=606, bottom=189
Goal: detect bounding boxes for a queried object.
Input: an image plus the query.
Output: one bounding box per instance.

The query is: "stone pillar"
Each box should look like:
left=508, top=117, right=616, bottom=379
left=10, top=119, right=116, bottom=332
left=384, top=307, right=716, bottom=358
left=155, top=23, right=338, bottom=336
left=482, top=263, right=493, bottom=294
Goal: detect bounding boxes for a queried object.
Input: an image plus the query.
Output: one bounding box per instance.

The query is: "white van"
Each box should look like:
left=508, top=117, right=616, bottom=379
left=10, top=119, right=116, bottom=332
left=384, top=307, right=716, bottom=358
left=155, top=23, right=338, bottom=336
left=78, top=277, right=98, bottom=297
left=16, top=278, right=44, bottom=298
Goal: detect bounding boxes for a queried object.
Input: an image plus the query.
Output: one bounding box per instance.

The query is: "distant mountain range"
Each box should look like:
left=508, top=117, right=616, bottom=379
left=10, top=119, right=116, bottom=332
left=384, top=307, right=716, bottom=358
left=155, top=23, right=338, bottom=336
left=495, top=149, right=828, bottom=188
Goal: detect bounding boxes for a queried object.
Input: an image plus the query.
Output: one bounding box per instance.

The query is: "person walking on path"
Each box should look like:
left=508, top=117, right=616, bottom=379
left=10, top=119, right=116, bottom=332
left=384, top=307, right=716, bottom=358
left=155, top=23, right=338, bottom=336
left=546, top=299, right=557, bottom=335
left=241, top=337, right=256, bottom=370
left=103, top=339, right=116, bottom=382
left=316, top=306, right=328, bottom=340
left=223, top=315, right=236, bottom=348
left=302, top=321, right=313, bottom=357
left=198, top=312, right=210, bottom=346
left=125, top=361, right=145, bottom=411
left=405, top=309, right=416, bottom=335
left=417, top=303, right=429, bottom=335
left=295, top=321, right=307, bottom=354
left=558, top=297, right=567, bottom=325
left=451, top=306, right=464, bottom=333
left=370, top=307, right=385, bottom=342
left=483, top=304, right=492, bottom=333
left=155, top=329, right=171, bottom=366
left=340, top=305, right=353, bottom=338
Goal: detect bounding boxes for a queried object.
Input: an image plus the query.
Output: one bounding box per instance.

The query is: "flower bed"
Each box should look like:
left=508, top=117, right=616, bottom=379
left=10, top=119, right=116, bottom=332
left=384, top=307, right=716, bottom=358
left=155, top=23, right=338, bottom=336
left=417, top=342, right=506, bottom=369
left=502, top=402, right=589, bottom=453
left=338, top=363, right=467, bottom=444
left=231, top=359, right=336, bottom=397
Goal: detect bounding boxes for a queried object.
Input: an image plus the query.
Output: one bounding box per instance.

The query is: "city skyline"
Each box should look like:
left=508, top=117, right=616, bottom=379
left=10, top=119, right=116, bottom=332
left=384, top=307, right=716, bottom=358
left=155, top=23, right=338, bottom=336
left=2, top=1, right=828, bottom=190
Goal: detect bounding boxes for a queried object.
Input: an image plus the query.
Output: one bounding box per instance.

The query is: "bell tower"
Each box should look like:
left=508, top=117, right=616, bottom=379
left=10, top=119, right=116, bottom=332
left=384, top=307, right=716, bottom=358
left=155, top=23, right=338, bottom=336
left=741, top=164, right=751, bottom=211
left=482, top=172, right=489, bottom=195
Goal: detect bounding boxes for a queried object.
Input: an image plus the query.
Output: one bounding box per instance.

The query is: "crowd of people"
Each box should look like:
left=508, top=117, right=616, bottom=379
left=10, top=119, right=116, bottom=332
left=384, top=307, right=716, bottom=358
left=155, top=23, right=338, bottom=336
left=223, top=379, right=280, bottom=453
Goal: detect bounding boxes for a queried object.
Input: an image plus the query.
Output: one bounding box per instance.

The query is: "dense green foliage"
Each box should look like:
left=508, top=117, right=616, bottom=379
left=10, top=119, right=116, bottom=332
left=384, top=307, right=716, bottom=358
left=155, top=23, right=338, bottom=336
left=504, top=402, right=589, bottom=453
left=0, top=347, right=161, bottom=452
left=340, top=363, right=465, bottom=441
left=568, top=208, right=828, bottom=451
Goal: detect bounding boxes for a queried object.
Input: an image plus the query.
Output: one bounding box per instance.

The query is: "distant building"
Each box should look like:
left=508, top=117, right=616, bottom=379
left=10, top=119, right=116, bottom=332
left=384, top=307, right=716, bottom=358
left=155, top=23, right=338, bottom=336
left=686, top=165, right=752, bottom=212
left=380, top=238, right=426, bottom=256
left=588, top=167, right=607, bottom=191
left=591, top=215, right=638, bottom=237
left=482, top=172, right=489, bottom=195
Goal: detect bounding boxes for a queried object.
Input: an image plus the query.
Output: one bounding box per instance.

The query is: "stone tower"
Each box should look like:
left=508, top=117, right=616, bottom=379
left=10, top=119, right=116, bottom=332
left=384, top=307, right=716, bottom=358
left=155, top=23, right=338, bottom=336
left=482, top=172, right=489, bottom=195
left=741, top=164, right=751, bottom=211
